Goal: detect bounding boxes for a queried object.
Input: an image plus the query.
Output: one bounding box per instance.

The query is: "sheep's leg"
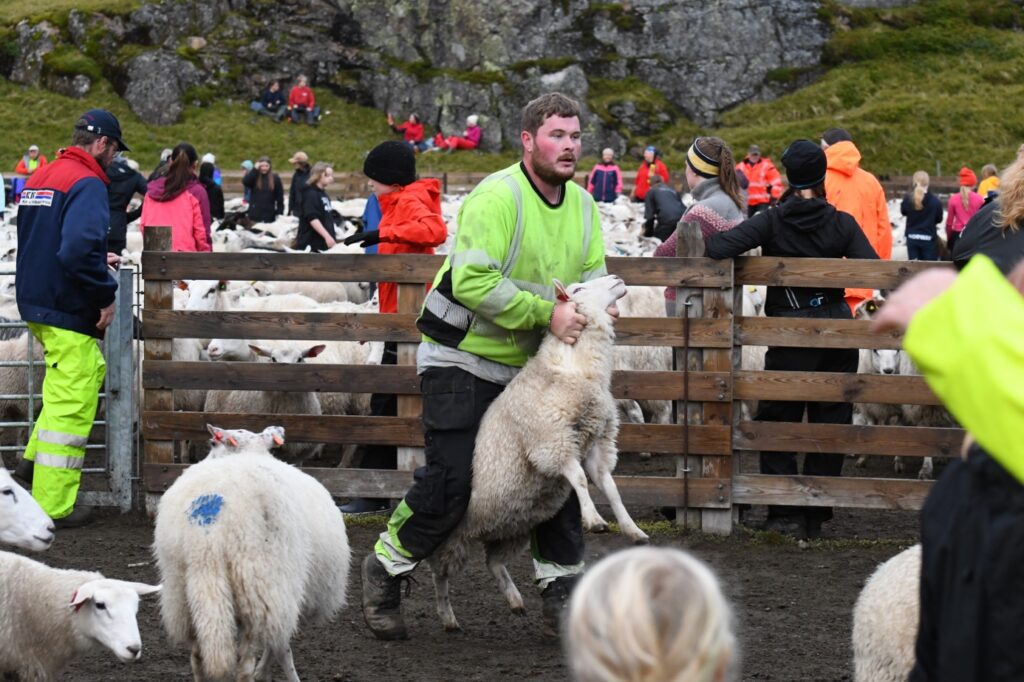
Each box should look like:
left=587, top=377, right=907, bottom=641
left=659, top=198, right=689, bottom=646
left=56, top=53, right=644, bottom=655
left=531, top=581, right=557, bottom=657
left=485, top=539, right=525, bottom=614
left=432, top=564, right=461, bottom=632
left=190, top=644, right=207, bottom=682
left=562, top=459, right=609, bottom=532
left=583, top=444, right=649, bottom=544
left=918, top=456, right=934, bottom=481
left=854, top=455, right=868, bottom=468
left=894, top=456, right=905, bottom=474
left=337, top=443, right=361, bottom=468
left=274, top=646, right=300, bottom=682
left=253, top=648, right=272, bottom=681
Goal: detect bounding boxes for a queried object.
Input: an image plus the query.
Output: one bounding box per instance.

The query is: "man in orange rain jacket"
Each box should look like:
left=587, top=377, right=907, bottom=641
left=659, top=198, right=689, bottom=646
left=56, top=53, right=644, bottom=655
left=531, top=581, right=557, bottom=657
left=735, top=144, right=782, bottom=215
left=821, top=128, right=890, bottom=312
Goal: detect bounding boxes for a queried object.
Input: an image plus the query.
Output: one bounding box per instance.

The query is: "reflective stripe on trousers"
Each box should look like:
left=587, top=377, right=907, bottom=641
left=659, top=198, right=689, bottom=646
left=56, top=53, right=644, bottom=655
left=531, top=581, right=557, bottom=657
left=23, top=323, right=105, bottom=519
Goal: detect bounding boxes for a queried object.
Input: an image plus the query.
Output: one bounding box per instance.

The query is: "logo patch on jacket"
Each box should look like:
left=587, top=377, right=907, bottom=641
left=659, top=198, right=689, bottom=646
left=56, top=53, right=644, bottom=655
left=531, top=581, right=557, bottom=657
left=20, top=189, right=54, bottom=206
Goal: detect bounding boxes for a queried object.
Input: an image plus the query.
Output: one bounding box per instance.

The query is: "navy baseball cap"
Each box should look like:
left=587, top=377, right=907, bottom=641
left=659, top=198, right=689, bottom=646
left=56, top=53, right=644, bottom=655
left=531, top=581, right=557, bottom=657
left=75, top=109, right=130, bottom=151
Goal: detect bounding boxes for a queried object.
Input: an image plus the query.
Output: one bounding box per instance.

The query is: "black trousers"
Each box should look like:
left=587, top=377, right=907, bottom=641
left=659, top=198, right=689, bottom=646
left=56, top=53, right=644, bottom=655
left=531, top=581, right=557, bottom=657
left=396, top=366, right=585, bottom=567
left=757, top=302, right=858, bottom=521
left=910, top=445, right=1024, bottom=682
left=356, top=342, right=397, bottom=476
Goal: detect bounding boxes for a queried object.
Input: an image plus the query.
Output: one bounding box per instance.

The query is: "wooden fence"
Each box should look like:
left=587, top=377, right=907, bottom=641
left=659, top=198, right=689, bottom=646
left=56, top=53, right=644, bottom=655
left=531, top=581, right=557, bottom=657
left=139, top=225, right=959, bottom=533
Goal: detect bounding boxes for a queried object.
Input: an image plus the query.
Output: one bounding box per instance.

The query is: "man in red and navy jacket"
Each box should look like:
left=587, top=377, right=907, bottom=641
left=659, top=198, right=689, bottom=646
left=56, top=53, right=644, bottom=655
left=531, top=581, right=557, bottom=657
left=14, top=109, right=127, bottom=528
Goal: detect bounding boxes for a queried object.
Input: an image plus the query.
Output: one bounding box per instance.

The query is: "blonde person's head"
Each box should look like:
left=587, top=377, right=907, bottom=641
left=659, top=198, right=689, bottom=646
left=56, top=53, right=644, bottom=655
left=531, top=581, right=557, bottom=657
left=308, top=161, right=333, bottom=186
left=912, top=170, right=929, bottom=211
left=565, top=547, right=736, bottom=682
left=996, top=155, right=1024, bottom=232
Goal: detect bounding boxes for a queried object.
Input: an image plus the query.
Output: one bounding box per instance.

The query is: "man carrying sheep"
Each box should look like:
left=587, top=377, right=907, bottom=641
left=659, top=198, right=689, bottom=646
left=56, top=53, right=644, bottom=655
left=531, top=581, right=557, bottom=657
left=361, top=92, right=608, bottom=640
left=13, top=109, right=125, bottom=528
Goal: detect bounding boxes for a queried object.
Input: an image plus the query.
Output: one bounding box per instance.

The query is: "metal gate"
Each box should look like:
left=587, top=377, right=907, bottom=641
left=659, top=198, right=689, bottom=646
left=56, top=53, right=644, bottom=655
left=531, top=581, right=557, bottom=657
left=0, top=267, right=137, bottom=511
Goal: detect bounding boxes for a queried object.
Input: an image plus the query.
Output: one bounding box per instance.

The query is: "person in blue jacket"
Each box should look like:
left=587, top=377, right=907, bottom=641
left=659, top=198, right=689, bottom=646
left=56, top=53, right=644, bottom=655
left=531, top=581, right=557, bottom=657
left=586, top=148, right=623, bottom=203
left=14, top=109, right=125, bottom=529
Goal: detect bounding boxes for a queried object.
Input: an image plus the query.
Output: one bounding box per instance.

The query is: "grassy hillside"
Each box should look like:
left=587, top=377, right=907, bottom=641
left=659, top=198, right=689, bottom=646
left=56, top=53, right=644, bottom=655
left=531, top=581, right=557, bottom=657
left=3, top=0, right=1024, bottom=178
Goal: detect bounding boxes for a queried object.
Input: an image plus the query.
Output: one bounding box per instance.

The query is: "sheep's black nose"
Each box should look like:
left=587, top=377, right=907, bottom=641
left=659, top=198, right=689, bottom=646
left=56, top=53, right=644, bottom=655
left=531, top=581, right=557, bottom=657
left=127, top=645, right=141, bottom=657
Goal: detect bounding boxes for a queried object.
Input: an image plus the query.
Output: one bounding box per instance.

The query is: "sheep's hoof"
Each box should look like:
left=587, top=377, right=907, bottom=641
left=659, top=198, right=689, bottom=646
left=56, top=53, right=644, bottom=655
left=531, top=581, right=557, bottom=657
left=510, top=605, right=527, bottom=616
left=918, top=470, right=933, bottom=481
left=442, top=621, right=462, bottom=633
left=587, top=522, right=609, bottom=534
left=631, top=533, right=651, bottom=545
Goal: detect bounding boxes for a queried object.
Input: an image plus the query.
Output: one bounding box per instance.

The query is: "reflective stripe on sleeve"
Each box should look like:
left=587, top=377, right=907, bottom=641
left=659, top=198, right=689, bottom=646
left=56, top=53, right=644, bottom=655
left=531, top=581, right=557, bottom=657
left=34, top=452, right=85, bottom=470
left=38, top=429, right=88, bottom=448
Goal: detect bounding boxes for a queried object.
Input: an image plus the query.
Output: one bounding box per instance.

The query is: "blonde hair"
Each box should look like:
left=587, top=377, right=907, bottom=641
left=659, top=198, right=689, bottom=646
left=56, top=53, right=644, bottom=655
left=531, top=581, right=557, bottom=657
left=911, top=170, right=929, bottom=211
left=565, top=547, right=736, bottom=682
left=982, top=163, right=998, bottom=179
left=308, top=161, right=332, bottom=186
left=995, top=156, right=1024, bottom=232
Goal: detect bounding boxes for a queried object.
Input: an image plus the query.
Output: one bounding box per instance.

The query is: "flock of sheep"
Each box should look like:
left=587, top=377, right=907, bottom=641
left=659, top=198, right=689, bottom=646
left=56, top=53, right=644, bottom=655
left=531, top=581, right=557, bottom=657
left=0, top=189, right=946, bottom=680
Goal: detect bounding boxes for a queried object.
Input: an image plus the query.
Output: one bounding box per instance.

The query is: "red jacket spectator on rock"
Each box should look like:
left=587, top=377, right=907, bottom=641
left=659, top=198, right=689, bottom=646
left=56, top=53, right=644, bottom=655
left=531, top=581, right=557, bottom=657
left=388, top=112, right=428, bottom=153
left=735, top=144, right=782, bottom=215
left=15, top=145, right=48, bottom=176
left=287, top=75, right=319, bottom=125
left=631, top=146, right=669, bottom=202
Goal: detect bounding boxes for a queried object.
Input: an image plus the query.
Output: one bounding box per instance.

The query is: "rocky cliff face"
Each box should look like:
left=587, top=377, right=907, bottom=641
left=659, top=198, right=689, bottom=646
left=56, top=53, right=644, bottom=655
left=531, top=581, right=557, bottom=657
left=3, top=0, right=834, bottom=153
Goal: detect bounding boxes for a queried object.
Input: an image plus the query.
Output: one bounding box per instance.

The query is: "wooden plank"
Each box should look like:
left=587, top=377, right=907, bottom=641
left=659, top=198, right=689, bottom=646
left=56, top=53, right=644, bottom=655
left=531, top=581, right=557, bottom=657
left=737, top=316, right=904, bottom=350
left=142, top=252, right=444, bottom=284
left=142, top=226, right=174, bottom=465
left=734, top=420, right=964, bottom=457
left=606, top=256, right=732, bottom=287
left=701, top=277, right=734, bottom=534
left=734, top=370, right=942, bottom=405
left=143, top=463, right=730, bottom=509
left=733, top=474, right=932, bottom=510
left=734, top=256, right=951, bottom=289
left=144, top=361, right=731, bottom=402
left=142, top=309, right=732, bottom=348
left=396, top=282, right=426, bottom=471
left=142, top=411, right=732, bottom=455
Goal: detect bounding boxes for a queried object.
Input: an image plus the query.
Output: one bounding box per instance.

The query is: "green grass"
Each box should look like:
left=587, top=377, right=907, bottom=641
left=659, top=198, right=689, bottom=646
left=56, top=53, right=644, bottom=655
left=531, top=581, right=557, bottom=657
left=0, top=0, right=140, bottom=24
left=5, top=0, right=1024, bottom=177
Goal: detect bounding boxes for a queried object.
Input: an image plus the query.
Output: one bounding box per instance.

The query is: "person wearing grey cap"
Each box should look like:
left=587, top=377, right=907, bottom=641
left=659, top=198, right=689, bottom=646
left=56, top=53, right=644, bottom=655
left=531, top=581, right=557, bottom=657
left=704, top=139, right=879, bottom=541
left=13, top=108, right=129, bottom=529
left=15, top=144, right=48, bottom=176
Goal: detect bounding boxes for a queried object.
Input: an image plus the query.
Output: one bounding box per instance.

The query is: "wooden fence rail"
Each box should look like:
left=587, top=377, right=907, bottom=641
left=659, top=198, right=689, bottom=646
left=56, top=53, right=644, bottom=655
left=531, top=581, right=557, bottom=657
left=140, top=224, right=958, bottom=534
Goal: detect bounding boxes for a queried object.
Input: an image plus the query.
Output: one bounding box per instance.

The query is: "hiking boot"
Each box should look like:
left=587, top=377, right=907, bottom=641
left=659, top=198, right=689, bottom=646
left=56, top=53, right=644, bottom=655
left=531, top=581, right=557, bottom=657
left=54, top=506, right=94, bottom=529
left=361, top=552, right=408, bottom=640
left=540, top=575, right=580, bottom=638
left=338, top=498, right=392, bottom=516
left=12, top=458, right=33, bottom=486
left=763, top=514, right=807, bottom=541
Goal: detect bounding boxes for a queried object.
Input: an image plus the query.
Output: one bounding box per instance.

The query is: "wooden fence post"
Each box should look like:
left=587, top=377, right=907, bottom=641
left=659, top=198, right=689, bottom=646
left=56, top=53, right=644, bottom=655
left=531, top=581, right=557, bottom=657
left=673, top=221, right=734, bottom=532
left=142, top=226, right=174, bottom=510
left=396, top=283, right=426, bottom=473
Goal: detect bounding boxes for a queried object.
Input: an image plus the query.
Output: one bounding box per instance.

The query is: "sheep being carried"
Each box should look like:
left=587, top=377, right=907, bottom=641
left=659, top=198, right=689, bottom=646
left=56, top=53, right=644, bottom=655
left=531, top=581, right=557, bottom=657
left=429, top=274, right=649, bottom=633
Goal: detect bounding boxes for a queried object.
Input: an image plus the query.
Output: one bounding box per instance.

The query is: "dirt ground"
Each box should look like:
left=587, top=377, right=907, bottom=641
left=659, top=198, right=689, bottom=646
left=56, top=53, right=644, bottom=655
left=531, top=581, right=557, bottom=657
left=20, top=452, right=926, bottom=682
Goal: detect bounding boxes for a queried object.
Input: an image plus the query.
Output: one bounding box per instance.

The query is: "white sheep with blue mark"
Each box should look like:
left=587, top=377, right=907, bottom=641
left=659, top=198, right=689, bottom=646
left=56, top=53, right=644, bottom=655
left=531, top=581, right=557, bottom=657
left=153, top=424, right=350, bottom=682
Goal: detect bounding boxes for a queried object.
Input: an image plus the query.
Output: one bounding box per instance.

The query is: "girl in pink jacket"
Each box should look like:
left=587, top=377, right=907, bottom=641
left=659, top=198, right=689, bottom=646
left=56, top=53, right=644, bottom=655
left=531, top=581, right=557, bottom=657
left=140, top=143, right=212, bottom=252
left=946, top=166, right=984, bottom=253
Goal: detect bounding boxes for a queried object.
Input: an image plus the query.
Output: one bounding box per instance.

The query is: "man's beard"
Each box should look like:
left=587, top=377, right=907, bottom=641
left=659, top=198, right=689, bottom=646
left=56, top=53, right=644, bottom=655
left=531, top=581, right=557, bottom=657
left=530, top=151, right=576, bottom=186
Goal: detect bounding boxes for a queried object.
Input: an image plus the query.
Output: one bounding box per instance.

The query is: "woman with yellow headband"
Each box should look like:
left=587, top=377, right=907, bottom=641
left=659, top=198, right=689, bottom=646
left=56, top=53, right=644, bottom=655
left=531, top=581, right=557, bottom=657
left=654, top=137, right=745, bottom=313
left=702, top=139, right=880, bottom=541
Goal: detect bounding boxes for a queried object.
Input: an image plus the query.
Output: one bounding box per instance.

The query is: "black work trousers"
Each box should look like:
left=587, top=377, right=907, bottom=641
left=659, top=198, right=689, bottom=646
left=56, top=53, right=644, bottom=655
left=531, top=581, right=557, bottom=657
left=396, top=366, right=586, bottom=567
left=356, top=342, right=397, bottom=475
left=910, top=445, right=1024, bottom=682
left=757, top=302, right=858, bottom=521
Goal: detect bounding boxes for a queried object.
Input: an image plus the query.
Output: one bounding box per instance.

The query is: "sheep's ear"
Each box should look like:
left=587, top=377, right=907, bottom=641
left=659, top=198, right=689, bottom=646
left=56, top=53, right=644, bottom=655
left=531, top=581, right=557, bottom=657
left=264, top=426, right=286, bottom=447
left=207, top=425, right=228, bottom=443
left=249, top=345, right=272, bottom=358
left=304, top=344, right=326, bottom=359
left=127, top=582, right=161, bottom=597
left=553, top=279, right=571, bottom=302
left=176, top=280, right=189, bottom=291
left=70, top=582, right=99, bottom=610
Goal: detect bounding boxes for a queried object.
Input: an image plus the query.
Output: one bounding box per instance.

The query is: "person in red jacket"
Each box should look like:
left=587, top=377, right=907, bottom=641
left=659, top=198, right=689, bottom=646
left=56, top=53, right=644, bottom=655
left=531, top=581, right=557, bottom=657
left=287, top=75, right=320, bottom=126
left=387, top=112, right=428, bottom=153
left=13, top=145, right=49, bottom=202
left=631, top=145, right=669, bottom=202
left=735, top=144, right=782, bottom=215
left=340, top=140, right=448, bottom=514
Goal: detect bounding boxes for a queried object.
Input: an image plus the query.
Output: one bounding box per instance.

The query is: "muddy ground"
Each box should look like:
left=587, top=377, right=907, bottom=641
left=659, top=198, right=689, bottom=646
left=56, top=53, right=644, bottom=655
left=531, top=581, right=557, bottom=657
left=19, top=454, right=926, bottom=682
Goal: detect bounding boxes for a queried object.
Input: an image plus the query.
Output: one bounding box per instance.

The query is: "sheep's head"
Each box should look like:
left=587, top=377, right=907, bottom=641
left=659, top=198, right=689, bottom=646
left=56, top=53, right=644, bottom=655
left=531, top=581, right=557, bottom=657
left=206, top=425, right=286, bottom=456
left=249, top=343, right=325, bottom=364
left=553, top=275, right=626, bottom=322
left=70, top=579, right=160, bottom=663
left=0, top=467, right=54, bottom=552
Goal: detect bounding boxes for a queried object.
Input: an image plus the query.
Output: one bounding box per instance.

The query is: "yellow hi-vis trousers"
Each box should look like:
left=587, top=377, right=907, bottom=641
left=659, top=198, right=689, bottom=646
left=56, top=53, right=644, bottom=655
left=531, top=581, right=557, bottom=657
left=23, top=323, right=105, bottom=520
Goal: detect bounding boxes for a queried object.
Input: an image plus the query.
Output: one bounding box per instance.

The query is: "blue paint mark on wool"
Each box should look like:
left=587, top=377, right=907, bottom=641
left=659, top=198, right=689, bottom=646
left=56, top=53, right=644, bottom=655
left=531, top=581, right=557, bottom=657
left=188, top=494, right=224, bottom=526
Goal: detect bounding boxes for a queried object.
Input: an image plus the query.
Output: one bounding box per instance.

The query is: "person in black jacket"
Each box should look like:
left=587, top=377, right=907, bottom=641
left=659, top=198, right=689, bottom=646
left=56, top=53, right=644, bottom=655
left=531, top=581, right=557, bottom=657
left=952, top=155, right=1024, bottom=274
left=643, top=174, right=685, bottom=241
left=293, top=161, right=337, bottom=252
left=198, top=161, right=224, bottom=221
left=704, top=139, right=879, bottom=540
left=901, top=170, right=944, bottom=261
left=288, top=150, right=310, bottom=217
left=106, top=156, right=147, bottom=255
left=242, top=155, right=284, bottom=223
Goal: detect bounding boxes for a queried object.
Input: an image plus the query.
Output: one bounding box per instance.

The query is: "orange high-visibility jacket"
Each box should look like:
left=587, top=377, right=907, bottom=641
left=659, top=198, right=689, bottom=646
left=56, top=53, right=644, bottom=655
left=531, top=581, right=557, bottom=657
left=735, top=156, right=782, bottom=207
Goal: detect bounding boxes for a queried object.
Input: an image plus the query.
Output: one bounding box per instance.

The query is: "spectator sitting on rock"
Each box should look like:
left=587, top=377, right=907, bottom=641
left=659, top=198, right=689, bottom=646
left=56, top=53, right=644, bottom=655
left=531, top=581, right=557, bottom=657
left=288, top=151, right=311, bottom=217
left=250, top=80, right=287, bottom=121
left=14, top=144, right=47, bottom=176
left=388, top=112, right=428, bottom=153
left=242, top=155, right=284, bottom=223
left=287, top=75, right=320, bottom=126
left=429, top=114, right=481, bottom=153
